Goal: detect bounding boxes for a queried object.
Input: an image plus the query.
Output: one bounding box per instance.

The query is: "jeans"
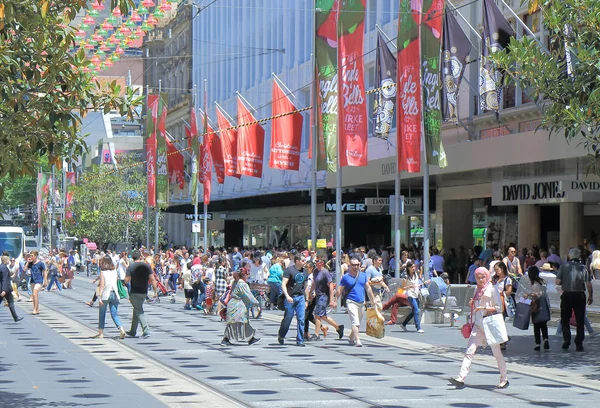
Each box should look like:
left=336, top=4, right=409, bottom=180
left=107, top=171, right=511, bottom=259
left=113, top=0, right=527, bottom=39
left=383, top=293, right=410, bottom=323
left=46, top=275, right=62, bottom=291
left=402, top=297, right=421, bottom=330
left=129, top=293, right=149, bottom=335
left=267, top=281, right=282, bottom=306
left=170, top=274, right=179, bottom=294
left=278, top=294, right=306, bottom=344
left=99, top=292, right=122, bottom=330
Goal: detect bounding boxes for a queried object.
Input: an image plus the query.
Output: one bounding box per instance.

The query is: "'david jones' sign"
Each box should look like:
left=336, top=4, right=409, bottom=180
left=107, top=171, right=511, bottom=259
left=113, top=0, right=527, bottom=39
left=492, top=178, right=600, bottom=205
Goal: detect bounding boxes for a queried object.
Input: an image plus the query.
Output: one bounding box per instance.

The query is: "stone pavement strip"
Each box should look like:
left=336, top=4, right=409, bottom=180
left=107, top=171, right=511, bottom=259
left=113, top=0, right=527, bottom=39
left=9, top=274, right=600, bottom=408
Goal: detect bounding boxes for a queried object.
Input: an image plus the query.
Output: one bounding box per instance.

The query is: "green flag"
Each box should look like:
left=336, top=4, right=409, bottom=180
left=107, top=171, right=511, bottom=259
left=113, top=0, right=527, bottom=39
left=156, top=93, right=169, bottom=206
left=421, top=0, right=447, bottom=168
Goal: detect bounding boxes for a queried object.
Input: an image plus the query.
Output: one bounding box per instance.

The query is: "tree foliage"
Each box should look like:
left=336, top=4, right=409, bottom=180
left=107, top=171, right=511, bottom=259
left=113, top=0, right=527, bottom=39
left=492, top=0, right=600, bottom=173
left=0, top=0, right=142, bottom=197
left=63, top=160, right=163, bottom=247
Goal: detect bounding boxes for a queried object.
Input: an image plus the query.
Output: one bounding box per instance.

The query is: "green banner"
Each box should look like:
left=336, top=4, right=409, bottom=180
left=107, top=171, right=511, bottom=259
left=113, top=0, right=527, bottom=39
left=156, top=93, right=169, bottom=206
left=315, top=0, right=338, bottom=172
left=422, top=0, right=447, bottom=168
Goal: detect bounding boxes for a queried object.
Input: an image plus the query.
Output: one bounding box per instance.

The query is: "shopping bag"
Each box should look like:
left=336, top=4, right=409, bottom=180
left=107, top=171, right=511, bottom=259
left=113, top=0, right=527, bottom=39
left=512, top=301, right=531, bottom=330
left=483, top=313, right=509, bottom=346
left=569, top=310, right=576, bottom=326
left=366, top=307, right=385, bottom=339
left=117, top=280, right=128, bottom=299
left=532, top=296, right=551, bottom=324
left=505, top=296, right=516, bottom=319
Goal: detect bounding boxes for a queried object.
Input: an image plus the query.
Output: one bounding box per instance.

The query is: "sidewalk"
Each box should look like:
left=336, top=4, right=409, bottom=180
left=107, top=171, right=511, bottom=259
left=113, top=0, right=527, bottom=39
left=0, top=302, right=166, bottom=408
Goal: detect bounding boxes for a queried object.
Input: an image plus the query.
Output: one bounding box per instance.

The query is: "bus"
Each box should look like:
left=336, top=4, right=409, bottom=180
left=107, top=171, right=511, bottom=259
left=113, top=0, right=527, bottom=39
left=0, top=226, right=26, bottom=262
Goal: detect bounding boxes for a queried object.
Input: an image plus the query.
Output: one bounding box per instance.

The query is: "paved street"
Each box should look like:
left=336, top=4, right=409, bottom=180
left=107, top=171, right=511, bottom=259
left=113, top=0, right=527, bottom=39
left=2, top=274, right=600, bottom=407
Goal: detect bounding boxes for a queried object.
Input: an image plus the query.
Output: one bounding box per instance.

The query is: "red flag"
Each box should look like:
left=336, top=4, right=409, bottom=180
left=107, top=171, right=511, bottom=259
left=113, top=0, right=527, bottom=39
left=146, top=94, right=159, bottom=207
left=396, top=0, right=422, bottom=173
left=207, top=125, right=225, bottom=184
left=236, top=96, right=265, bottom=177
left=166, top=138, right=185, bottom=189
left=65, top=172, right=76, bottom=219
left=216, top=106, right=241, bottom=179
left=187, top=107, right=198, bottom=149
left=202, top=124, right=212, bottom=205
left=338, top=0, right=368, bottom=167
left=270, top=80, right=303, bottom=171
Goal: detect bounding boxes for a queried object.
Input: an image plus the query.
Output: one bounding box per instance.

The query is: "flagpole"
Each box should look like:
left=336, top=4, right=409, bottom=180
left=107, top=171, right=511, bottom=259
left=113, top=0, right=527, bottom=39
left=334, top=5, right=342, bottom=303
left=193, top=84, right=199, bottom=250
left=145, top=85, right=150, bottom=249
left=310, top=53, right=317, bottom=256
left=155, top=79, right=161, bottom=254
left=376, top=24, right=401, bottom=277
left=419, top=17, right=430, bottom=283
left=203, top=79, right=209, bottom=252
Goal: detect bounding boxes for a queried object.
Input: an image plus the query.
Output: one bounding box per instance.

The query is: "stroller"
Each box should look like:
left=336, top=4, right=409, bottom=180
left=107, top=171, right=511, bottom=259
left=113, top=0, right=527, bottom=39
left=154, top=271, right=176, bottom=303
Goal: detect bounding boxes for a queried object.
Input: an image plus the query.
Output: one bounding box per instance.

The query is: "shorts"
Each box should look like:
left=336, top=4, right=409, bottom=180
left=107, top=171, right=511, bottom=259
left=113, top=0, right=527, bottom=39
left=313, top=295, right=329, bottom=317
left=184, top=289, right=194, bottom=299
left=346, top=300, right=364, bottom=327
left=33, top=283, right=43, bottom=291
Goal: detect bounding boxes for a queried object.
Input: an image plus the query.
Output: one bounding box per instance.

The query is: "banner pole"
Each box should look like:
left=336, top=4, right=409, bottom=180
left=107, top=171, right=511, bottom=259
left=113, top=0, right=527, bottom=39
left=155, top=79, right=161, bottom=254
left=310, top=51, right=317, bottom=254
left=145, top=85, right=150, bottom=249
left=334, top=4, right=342, bottom=306
left=193, top=85, right=198, bottom=250
left=203, top=79, right=209, bottom=252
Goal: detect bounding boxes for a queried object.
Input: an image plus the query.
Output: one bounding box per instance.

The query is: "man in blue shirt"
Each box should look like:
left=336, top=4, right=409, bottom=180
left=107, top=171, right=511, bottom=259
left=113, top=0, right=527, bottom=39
left=466, top=259, right=481, bottom=285
left=429, top=247, right=444, bottom=279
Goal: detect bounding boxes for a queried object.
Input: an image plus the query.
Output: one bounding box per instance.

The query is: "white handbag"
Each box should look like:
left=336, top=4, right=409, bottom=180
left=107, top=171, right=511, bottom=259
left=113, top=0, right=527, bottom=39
left=482, top=313, right=509, bottom=346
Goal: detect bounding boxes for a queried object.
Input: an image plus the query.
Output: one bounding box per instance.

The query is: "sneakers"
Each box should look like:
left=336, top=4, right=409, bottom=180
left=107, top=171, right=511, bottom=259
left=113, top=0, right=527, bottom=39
left=119, top=328, right=126, bottom=340
left=308, top=334, right=321, bottom=342
left=184, top=304, right=191, bottom=310
left=448, top=377, right=465, bottom=389
left=125, top=331, right=136, bottom=338
left=141, top=333, right=151, bottom=339
left=417, top=329, right=425, bottom=334
left=400, top=325, right=408, bottom=332
left=248, top=337, right=261, bottom=346
left=220, top=338, right=233, bottom=347
left=543, top=339, right=550, bottom=350
left=296, top=343, right=306, bottom=347
left=534, top=344, right=541, bottom=351
left=348, top=340, right=357, bottom=346
left=336, top=325, right=345, bottom=339
left=277, top=336, right=284, bottom=345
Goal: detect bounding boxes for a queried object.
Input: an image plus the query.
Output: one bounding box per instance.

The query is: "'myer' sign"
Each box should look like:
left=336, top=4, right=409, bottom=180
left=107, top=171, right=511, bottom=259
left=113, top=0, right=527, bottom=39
left=492, top=178, right=600, bottom=205
left=324, top=202, right=367, bottom=213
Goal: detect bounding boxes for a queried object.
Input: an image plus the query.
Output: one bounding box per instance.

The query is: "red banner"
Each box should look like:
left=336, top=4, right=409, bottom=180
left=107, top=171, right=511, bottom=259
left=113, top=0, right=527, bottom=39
left=207, top=125, right=225, bottom=184
left=146, top=94, right=159, bottom=207
left=270, top=80, right=303, bottom=171
left=216, top=106, right=241, bottom=179
left=202, top=110, right=213, bottom=205
left=166, top=138, right=184, bottom=189
left=338, top=0, right=368, bottom=167
left=236, top=96, right=265, bottom=177
left=396, top=0, right=422, bottom=173
left=65, top=172, right=76, bottom=219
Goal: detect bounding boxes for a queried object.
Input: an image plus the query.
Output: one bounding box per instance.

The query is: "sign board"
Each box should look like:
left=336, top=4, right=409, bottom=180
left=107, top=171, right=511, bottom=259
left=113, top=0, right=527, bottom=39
left=324, top=202, right=367, bottom=213
left=371, top=196, right=422, bottom=214
left=492, top=178, right=600, bottom=205
left=317, top=239, right=327, bottom=249
left=192, top=222, right=201, bottom=233
left=185, top=213, right=213, bottom=221
left=86, top=242, right=97, bottom=250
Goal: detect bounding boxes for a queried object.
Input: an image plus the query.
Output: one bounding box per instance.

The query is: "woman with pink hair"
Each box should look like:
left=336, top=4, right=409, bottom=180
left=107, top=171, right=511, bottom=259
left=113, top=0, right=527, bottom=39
left=449, top=267, right=509, bottom=389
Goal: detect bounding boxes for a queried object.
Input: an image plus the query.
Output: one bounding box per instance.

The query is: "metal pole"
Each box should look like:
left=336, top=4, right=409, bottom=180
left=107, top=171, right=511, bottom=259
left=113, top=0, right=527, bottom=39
left=145, top=85, right=150, bottom=248
left=310, top=53, right=317, bottom=253
left=155, top=79, right=161, bottom=253
left=423, top=160, right=430, bottom=280
left=203, top=79, right=208, bottom=251
left=50, top=165, right=55, bottom=250
left=394, top=173, right=401, bottom=278
left=334, top=5, right=342, bottom=303
left=193, top=85, right=198, bottom=249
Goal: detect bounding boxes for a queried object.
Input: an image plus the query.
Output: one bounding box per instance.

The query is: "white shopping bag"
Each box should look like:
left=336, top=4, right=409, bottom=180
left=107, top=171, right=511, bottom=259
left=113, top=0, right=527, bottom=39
left=482, top=313, right=509, bottom=346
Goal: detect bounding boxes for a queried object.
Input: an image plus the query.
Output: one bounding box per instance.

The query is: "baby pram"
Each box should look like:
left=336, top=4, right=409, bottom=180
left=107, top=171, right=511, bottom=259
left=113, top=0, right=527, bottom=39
left=154, top=271, right=176, bottom=303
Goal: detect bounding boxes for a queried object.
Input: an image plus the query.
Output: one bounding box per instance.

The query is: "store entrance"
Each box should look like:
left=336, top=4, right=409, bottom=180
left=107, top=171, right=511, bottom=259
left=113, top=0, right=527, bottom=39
left=540, top=205, right=560, bottom=249
left=344, top=214, right=391, bottom=249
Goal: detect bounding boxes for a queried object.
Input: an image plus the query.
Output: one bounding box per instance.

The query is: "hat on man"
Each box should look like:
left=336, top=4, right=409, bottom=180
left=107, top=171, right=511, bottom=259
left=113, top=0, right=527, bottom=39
left=540, top=262, right=554, bottom=272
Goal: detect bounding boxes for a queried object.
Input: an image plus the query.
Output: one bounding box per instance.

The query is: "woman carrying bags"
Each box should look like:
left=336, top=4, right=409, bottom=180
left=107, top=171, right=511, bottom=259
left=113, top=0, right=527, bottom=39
left=522, top=266, right=551, bottom=351
left=92, top=255, right=126, bottom=339
left=449, top=267, right=508, bottom=389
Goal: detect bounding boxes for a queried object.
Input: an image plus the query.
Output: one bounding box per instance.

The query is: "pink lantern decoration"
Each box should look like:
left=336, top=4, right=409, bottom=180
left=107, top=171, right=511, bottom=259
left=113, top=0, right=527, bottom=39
left=130, top=11, right=143, bottom=23
left=142, top=0, right=155, bottom=7
left=92, top=0, right=105, bottom=10
left=83, top=15, right=95, bottom=25
left=102, top=20, right=114, bottom=30
left=112, top=7, right=122, bottom=17
left=160, top=1, right=173, bottom=12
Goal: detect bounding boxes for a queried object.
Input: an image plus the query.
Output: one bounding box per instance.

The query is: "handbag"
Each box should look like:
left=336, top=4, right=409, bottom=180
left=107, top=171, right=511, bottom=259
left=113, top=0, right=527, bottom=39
left=483, top=313, right=509, bottom=346
left=461, top=306, right=474, bottom=339
left=532, top=294, right=551, bottom=324
left=512, top=301, right=531, bottom=330
left=117, top=280, right=128, bottom=299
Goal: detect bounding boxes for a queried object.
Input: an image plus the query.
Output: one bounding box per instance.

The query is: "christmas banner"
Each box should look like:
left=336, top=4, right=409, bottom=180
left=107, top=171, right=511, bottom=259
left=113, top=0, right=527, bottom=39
left=65, top=172, right=76, bottom=219
left=374, top=31, right=397, bottom=140
left=207, top=125, right=225, bottom=184
left=202, top=111, right=212, bottom=205
left=236, top=96, right=265, bottom=178
left=422, top=0, right=447, bottom=168
left=166, top=138, right=184, bottom=189
left=188, top=106, right=200, bottom=207
left=397, top=0, right=422, bottom=173
left=480, top=0, right=514, bottom=112
left=146, top=94, right=159, bottom=207
left=338, top=0, right=367, bottom=167
left=441, top=10, right=472, bottom=123
left=314, top=0, right=338, bottom=172
left=216, top=105, right=241, bottom=179
left=36, top=173, right=47, bottom=229
left=270, top=79, right=303, bottom=171
left=156, top=93, right=169, bottom=206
